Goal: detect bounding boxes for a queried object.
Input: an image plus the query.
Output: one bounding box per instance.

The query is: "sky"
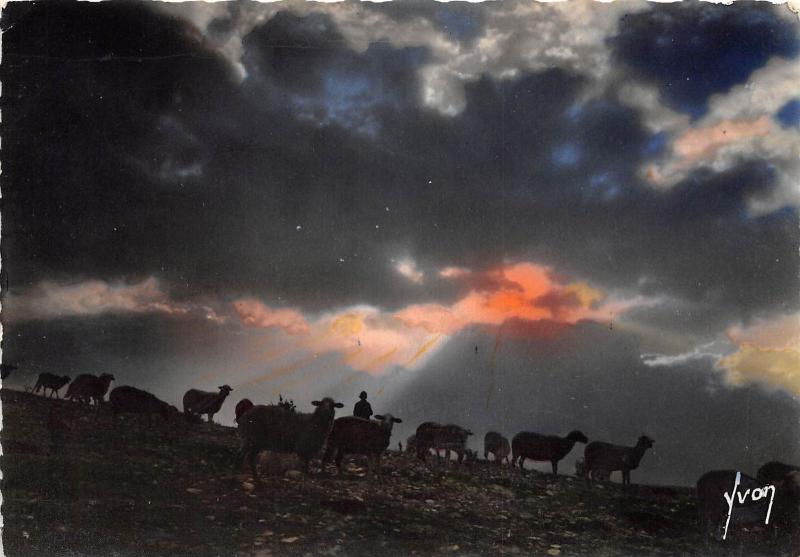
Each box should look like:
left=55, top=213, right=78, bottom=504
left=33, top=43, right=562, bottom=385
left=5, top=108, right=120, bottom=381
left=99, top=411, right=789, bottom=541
left=1, top=0, right=799, bottom=486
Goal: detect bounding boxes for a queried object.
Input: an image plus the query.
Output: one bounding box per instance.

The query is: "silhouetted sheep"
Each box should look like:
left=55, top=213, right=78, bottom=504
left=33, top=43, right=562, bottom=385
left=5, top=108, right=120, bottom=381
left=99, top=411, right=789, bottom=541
left=65, top=373, right=115, bottom=406
left=416, top=422, right=473, bottom=465
left=512, top=430, right=588, bottom=476
left=182, top=385, right=232, bottom=423
left=237, top=397, right=344, bottom=483
left=323, top=413, right=402, bottom=479
left=109, top=386, right=179, bottom=425
left=34, top=373, right=71, bottom=398
left=235, top=398, right=254, bottom=424
left=757, top=461, right=800, bottom=485
left=484, top=431, right=511, bottom=465
left=584, top=435, right=654, bottom=485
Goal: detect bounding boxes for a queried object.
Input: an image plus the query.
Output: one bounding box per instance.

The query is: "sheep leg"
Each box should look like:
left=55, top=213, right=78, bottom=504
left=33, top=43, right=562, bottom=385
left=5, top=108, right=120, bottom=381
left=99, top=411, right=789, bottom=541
left=206, top=413, right=213, bottom=424
left=552, top=460, right=558, bottom=476
left=322, top=444, right=334, bottom=466
left=246, top=448, right=260, bottom=484
left=232, top=444, right=246, bottom=475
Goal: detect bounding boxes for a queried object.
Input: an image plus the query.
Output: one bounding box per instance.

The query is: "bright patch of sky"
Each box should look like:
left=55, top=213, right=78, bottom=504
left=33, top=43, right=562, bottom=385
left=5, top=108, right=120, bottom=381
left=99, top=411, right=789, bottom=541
left=551, top=143, right=581, bottom=167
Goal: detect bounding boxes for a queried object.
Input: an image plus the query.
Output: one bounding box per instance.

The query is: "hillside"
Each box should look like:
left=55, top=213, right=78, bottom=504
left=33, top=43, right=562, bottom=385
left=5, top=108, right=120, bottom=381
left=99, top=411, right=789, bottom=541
left=1, top=389, right=711, bottom=556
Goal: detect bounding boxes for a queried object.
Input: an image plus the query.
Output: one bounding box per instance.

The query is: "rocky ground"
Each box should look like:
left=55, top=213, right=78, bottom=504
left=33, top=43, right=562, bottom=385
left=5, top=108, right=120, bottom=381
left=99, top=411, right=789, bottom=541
left=0, top=388, right=778, bottom=557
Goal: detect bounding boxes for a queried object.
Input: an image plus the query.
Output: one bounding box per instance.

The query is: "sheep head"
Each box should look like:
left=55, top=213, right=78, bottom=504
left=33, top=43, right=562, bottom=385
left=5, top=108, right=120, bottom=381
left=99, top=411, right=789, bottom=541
left=218, top=385, right=233, bottom=395
left=374, top=414, right=403, bottom=433
left=637, top=435, right=655, bottom=449
left=311, top=398, right=345, bottom=414
left=567, top=430, right=589, bottom=444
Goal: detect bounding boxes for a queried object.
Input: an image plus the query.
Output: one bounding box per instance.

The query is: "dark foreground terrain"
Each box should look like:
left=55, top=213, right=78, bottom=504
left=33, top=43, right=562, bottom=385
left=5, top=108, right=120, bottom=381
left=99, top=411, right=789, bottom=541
left=0, top=388, right=765, bottom=556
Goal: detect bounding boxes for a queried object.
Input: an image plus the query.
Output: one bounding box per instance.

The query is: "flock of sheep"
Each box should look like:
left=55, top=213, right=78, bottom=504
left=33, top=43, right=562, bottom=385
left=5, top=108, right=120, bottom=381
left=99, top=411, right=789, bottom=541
left=27, top=371, right=800, bottom=550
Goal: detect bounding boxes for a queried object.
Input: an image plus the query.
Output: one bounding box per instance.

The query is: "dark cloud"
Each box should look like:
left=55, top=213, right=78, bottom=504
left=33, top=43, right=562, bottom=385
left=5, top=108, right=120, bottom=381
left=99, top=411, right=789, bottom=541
left=3, top=1, right=797, bottom=327
left=612, top=3, right=799, bottom=118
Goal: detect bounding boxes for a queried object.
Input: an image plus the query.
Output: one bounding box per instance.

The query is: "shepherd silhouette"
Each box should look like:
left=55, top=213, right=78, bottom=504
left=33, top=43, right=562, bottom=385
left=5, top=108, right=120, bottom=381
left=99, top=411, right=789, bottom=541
left=353, top=391, right=373, bottom=420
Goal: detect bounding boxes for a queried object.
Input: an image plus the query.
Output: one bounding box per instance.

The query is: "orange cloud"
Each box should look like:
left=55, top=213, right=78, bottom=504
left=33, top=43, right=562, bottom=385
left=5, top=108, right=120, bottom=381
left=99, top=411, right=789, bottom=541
left=673, top=116, right=771, bottom=162
left=716, top=313, right=800, bottom=395
left=396, top=263, right=612, bottom=335
left=232, top=299, right=310, bottom=335
left=645, top=116, right=774, bottom=189
left=717, top=345, right=800, bottom=395
left=233, top=262, right=646, bottom=377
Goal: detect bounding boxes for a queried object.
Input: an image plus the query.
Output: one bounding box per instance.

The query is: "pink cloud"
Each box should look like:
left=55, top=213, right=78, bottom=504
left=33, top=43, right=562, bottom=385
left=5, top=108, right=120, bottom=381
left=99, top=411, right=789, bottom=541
left=673, top=116, right=771, bottom=161
left=232, top=299, right=310, bottom=335
left=7, top=277, right=225, bottom=323
left=439, top=266, right=471, bottom=279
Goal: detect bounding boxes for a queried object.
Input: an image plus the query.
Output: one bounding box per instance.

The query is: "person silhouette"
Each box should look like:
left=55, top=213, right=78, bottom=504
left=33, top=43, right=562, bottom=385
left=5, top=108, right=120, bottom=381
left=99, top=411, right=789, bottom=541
left=353, top=391, right=373, bottom=420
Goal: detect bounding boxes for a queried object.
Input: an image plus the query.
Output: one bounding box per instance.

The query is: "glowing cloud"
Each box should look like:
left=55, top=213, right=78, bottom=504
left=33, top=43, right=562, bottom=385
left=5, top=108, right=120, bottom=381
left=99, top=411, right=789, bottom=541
left=439, top=266, right=471, bottom=279
left=394, top=258, right=424, bottom=284
left=395, top=263, right=623, bottom=336
left=718, top=345, right=800, bottom=395
left=233, top=299, right=310, bottom=335
left=716, top=313, right=800, bottom=395
left=673, top=117, right=772, bottom=162
left=233, top=262, right=648, bottom=377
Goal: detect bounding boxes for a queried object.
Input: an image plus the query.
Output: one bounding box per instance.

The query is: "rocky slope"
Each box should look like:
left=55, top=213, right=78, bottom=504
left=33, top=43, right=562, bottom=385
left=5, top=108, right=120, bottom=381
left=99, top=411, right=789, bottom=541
left=0, top=388, right=732, bottom=556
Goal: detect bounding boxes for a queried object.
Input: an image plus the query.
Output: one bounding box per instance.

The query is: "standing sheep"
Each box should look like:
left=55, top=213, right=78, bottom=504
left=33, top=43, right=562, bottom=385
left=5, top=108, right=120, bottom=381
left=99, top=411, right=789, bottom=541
left=512, top=430, right=588, bottom=476
left=484, top=431, right=511, bottom=465
left=33, top=373, right=72, bottom=398
left=237, top=397, right=344, bottom=483
left=65, top=373, right=115, bottom=406
left=109, top=386, right=179, bottom=425
left=182, top=385, right=233, bottom=423
left=416, top=422, right=473, bottom=465
left=583, top=435, right=654, bottom=485
left=322, top=414, right=403, bottom=479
